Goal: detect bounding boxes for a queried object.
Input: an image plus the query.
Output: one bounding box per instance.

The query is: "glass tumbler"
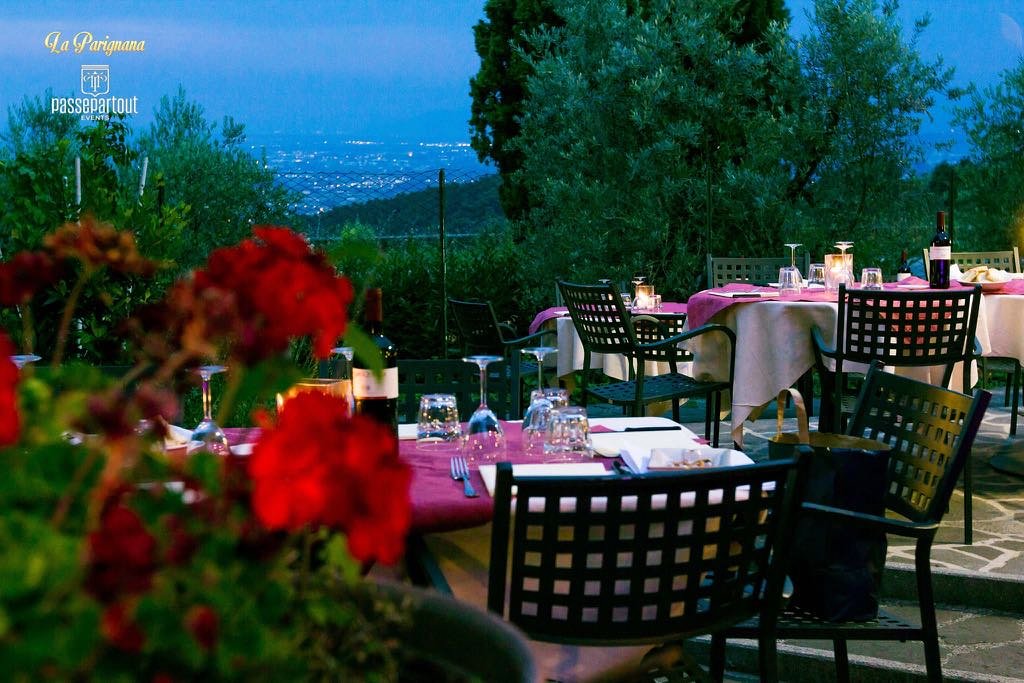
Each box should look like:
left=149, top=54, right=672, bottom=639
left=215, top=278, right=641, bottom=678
left=416, top=393, right=463, bottom=452
left=544, top=406, right=592, bottom=461
left=522, top=388, right=569, bottom=456
left=808, top=263, right=826, bottom=287
left=861, top=267, right=884, bottom=290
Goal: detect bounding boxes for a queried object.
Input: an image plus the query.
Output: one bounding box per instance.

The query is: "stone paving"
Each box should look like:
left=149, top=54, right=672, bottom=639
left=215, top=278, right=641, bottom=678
left=677, top=387, right=1024, bottom=682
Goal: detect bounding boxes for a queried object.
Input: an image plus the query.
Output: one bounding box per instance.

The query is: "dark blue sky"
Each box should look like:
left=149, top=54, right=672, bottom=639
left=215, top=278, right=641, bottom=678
left=0, top=0, right=486, bottom=140
left=0, top=1, right=1021, bottom=144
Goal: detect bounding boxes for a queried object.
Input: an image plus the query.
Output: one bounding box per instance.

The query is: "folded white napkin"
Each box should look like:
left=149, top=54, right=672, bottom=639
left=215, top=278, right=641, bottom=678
left=590, top=429, right=701, bottom=458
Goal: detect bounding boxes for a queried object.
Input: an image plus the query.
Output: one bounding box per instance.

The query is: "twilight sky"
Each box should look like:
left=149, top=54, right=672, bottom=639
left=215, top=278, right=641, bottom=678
left=0, top=0, right=1021, bottom=144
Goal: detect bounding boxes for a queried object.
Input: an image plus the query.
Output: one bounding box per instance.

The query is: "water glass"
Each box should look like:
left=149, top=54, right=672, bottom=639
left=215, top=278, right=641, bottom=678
left=650, top=294, right=663, bottom=311
left=522, top=388, right=569, bottom=456
left=544, top=406, right=592, bottom=460
left=861, top=267, right=884, bottom=290
left=808, top=263, right=826, bottom=286
left=778, top=266, right=803, bottom=297
left=416, top=394, right=463, bottom=452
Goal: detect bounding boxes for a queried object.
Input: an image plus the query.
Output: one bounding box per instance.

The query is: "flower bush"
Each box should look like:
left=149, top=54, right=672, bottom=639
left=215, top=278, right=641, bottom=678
left=0, top=218, right=413, bottom=680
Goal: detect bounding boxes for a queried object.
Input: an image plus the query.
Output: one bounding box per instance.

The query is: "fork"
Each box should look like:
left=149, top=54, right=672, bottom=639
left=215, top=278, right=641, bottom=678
left=450, top=456, right=479, bottom=498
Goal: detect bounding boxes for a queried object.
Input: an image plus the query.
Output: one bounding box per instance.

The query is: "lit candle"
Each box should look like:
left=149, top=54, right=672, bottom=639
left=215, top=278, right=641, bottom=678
left=635, top=284, right=654, bottom=310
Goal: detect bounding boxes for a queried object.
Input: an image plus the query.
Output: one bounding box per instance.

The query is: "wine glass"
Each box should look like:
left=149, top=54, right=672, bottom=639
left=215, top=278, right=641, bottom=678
left=462, top=355, right=506, bottom=462
left=631, top=274, right=646, bottom=298
left=836, top=241, right=854, bottom=285
left=522, top=387, right=569, bottom=456
left=188, top=365, right=230, bottom=457
left=521, top=346, right=556, bottom=392
left=331, top=346, right=355, bottom=417
left=9, top=354, right=41, bottom=369
left=784, top=243, right=803, bottom=280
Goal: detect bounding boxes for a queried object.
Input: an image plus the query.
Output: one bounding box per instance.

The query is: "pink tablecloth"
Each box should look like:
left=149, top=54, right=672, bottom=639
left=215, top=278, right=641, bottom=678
left=528, top=302, right=688, bottom=334
left=225, top=424, right=611, bottom=535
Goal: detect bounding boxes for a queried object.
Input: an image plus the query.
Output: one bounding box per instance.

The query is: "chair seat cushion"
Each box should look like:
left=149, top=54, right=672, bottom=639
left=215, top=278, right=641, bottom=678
left=587, top=373, right=728, bottom=406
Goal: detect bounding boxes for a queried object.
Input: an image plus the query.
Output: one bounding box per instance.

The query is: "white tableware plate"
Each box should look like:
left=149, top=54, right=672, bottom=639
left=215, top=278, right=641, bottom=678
left=958, top=278, right=1006, bottom=292
left=622, top=446, right=752, bottom=474
left=398, top=423, right=418, bottom=440
left=230, top=443, right=254, bottom=457
left=478, top=462, right=611, bottom=497
left=896, top=283, right=929, bottom=290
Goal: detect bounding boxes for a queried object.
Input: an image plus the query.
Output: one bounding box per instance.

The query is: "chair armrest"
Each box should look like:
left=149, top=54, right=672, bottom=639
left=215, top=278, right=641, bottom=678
left=811, top=325, right=836, bottom=360
left=636, top=322, right=735, bottom=353
left=503, top=327, right=557, bottom=349
left=801, top=502, right=939, bottom=540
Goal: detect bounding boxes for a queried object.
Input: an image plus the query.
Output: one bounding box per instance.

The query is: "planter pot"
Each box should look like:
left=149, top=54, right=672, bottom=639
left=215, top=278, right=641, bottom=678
left=379, top=582, right=538, bottom=683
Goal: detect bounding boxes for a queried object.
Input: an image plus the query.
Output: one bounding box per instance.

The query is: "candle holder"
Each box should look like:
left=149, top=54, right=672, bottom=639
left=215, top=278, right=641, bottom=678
left=824, top=253, right=854, bottom=294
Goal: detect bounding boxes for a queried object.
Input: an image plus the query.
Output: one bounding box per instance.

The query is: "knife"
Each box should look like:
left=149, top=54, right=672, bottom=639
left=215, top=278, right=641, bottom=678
left=622, top=426, right=682, bottom=432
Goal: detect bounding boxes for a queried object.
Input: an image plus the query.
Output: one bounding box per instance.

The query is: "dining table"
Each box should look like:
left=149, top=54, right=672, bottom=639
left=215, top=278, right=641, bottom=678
left=392, top=415, right=753, bottom=682
left=527, top=302, right=689, bottom=381
left=684, top=276, right=1022, bottom=448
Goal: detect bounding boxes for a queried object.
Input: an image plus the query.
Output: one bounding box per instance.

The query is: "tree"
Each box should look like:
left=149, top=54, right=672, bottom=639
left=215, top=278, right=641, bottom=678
left=137, top=88, right=296, bottom=267
left=953, top=61, right=1024, bottom=250
left=513, top=0, right=794, bottom=298
left=469, top=0, right=561, bottom=225
left=781, top=0, right=955, bottom=267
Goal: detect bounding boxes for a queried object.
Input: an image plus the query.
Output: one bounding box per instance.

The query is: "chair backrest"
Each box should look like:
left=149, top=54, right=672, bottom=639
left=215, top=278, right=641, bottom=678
left=833, top=283, right=981, bottom=392
left=448, top=298, right=507, bottom=356
left=707, top=254, right=810, bottom=289
left=487, top=456, right=808, bottom=645
left=632, top=313, right=693, bottom=363
left=397, top=358, right=513, bottom=422
left=922, top=247, right=1021, bottom=279
left=557, top=281, right=638, bottom=358
left=847, top=362, right=990, bottom=525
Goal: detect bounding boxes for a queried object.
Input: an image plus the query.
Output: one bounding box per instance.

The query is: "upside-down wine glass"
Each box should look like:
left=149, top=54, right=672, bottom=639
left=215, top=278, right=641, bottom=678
left=331, top=346, right=355, bottom=417
left=631, top=274, right=646, bottom=298
left=10, top=354, right=41, bottom=369
left=836, top=240, right=854, bottom=285
left=784, top=243, right=803, bottom=280
left=188, top=365, right=230, bottom=457
left=463, top=355, right=506, bottom=463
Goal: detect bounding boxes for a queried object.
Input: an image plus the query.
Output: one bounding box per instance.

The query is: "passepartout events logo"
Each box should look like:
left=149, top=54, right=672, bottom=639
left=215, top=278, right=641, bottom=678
left=46, top=31, right=144, bottom=121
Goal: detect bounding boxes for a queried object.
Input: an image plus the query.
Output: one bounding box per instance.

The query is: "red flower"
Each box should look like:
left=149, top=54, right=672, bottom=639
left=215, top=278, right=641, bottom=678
left=164, top=514, right=198, bottom=566
left=85, top=504, right=157, bottom=602
left=0, top=251, right=59, bottom=306
left=0, top=333, right=19, bottom=446
left=101, top=602, right=145, bottom=653
left=43, top=214, right=159, bottom=275
left=185, top=604, right=219, bottom=651
left=191, top=226, right=354, bottom=362
left=248, top=392, right=410, bottom=564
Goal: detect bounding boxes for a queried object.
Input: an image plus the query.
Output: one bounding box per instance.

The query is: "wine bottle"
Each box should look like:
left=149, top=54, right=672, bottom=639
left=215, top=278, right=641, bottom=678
left=352, top=288, right=398, bottom=435
left=897, top=249, right=912, bottom=281
left=929, top=211, right=951, bottom=289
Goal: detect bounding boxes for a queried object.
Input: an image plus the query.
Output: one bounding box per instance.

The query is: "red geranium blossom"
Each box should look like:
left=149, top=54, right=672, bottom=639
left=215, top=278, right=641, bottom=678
left=192, top=226, right=354, bottom=362
left=0, top=333, right=20, bottom=447
left=248, top=391, right=410, bottom=564
left=101, top=602, right=145, bottom=653
left=185, top=604, right=219, bottom=651
left=85, top=504, right=158, bottom=602
left=0, top=250, right=59, bottom=306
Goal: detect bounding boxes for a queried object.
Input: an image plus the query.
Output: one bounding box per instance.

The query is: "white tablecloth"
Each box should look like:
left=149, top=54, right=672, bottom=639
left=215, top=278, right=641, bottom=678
left=688, top=293, right=1009, bottom=446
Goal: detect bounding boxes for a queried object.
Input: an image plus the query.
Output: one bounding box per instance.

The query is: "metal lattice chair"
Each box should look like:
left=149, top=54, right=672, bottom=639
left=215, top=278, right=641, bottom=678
left=558, top=281, right=735, bottom=446
left=921, top=247, right=1021, bottom=280
left=489, top=454, right=809, bottom=682
left=707, top=254, right=810, bottom=289
left=922, top=248, right=1023, bottom=435
left=713, top=362, right=991, bottom=683
left=396, top=358, right=513, bottom=422
left=448, top=298, right=555, bottom=417
left=812, top=283, right=982, bottom=542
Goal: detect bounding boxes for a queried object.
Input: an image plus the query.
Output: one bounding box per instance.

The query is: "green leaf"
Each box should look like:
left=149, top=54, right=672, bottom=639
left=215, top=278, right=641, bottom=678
left=343, top=324, right=383, bottom=377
